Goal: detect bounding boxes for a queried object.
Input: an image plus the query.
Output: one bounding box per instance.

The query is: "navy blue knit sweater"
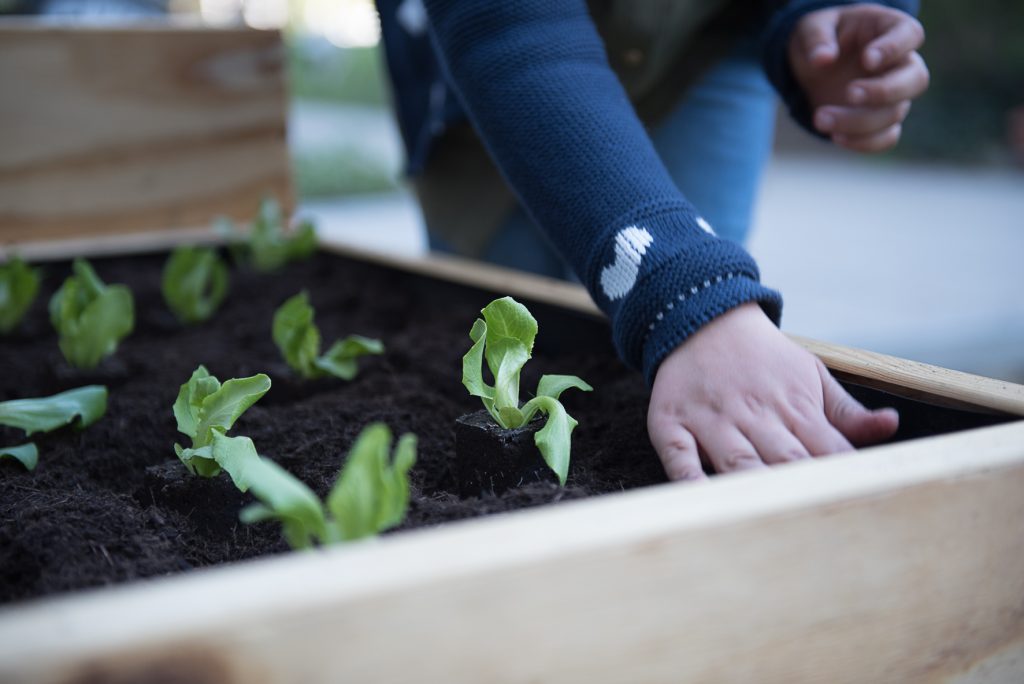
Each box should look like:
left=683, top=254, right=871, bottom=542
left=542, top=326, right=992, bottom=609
left=396, top=0, right=916, bottom=384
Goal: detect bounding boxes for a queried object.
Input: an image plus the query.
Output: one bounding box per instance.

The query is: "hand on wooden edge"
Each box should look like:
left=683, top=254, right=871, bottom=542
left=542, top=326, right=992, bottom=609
left=647, top=303, right=899, bottom=482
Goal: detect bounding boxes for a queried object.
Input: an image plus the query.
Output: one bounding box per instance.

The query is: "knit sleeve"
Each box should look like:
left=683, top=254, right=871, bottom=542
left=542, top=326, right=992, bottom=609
left=422, top=0, right=782, bottom=384
left=761, top=0, right=921, bottom=136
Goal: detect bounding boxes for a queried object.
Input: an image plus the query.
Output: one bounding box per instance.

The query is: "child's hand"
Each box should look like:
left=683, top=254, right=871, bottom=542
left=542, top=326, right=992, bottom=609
left=647, top=303, right=899, bottom=481
left=788, top=4, right=929, bottom=153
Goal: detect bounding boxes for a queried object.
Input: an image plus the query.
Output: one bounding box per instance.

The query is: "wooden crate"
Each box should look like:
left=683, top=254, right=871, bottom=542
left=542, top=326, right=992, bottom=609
left=0, top=22, right=290, bottom=246
left=0, top=233, right=1021, bottom=684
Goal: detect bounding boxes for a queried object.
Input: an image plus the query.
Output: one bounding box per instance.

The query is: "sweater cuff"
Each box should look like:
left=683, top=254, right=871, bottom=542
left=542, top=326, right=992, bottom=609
left=585, top=205, right=782, bottom=386
left=761, top=0, right=919, bottom=137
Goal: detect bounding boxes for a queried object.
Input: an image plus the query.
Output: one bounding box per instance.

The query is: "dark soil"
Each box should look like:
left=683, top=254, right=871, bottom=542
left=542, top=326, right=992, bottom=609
left=0, top=251, right=1009, bottom=605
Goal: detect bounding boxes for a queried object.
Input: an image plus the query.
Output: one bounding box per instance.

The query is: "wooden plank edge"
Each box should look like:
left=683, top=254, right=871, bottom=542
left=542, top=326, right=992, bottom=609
left=320, top=238, right=1024, bottom=416
left=0, top=226, right=222, bottom=263
left=793, top=334, right=1024, bottom=417
left=0, top=418, right=1022, bottom=683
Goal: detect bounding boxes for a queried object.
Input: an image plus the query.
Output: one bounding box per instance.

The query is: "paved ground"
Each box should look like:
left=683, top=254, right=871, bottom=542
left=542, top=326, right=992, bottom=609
left=293, top=101, right=1024, bottom=382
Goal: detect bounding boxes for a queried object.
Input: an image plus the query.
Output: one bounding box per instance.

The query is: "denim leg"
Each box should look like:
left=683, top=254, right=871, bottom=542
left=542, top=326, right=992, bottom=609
left=481, top=205, right=576, bottom=279
left=650, top=40, right=777, bottom=245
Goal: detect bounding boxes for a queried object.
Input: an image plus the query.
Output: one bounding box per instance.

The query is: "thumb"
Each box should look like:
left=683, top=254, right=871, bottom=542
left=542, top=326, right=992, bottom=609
left=795, top=9, right=840, bottom=66
left=818, top=362, right=900, bottom=446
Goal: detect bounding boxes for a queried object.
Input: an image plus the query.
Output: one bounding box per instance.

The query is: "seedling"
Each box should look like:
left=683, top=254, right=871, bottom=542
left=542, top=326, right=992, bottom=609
left=0, top=385, right=108, bottom=470
left=48, top=259, right=134, bottom=369
left=172, top=365, right=271, bottom=479
left=0, top=256, right=41, bottom=334
left=226, top=422, right=416, bottom=549
left=272, top=291, right=383, bottom=380
left=462, top=296, right=592, bottom=485
left=218, top=197, right=316, bottom=272
left=162, top=246, right=229, bottom=324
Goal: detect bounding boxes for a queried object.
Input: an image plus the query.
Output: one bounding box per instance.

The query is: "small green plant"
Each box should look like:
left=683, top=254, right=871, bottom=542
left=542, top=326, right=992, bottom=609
left=48, top=259, right=134, bottom=369
left=221, top=422, right=416, bottom=549
left=0, top=385, right=108, bottom=470
left=272, top=291, right=383, bottom=380
left=162, top=246, right=229, bottom=324
left=218, top=197, right=316, bottom=272
left=462, top=297, right=592, bottom=485
left=0, top=256, right=41, bottom=334
left=172, top=365, right=271, bottom=479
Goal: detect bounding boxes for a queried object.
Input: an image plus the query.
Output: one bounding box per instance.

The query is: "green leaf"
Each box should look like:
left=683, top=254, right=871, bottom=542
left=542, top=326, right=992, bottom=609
left=0, top=443, right=39, bottom=471
left=536, top=374, right=593, bottom=401
left=462, top=318, right=493, bottom=395
left=326, top=423, right=417, bottom=542
left=0, top=385, right=108, bottom=436
left=172, top=365, right=270, bottom=478
left=0, top=256, right=41, bottom=334
left=48, top=259, right=134, bottom=369
left=174, top=444, right=221, bottom=478
left=287, top=220, right=318, bottom=261
left=314, top=335, right=384, bottom=380
left=489, top=339, right=530, bottom=427
left=210, top=431, right=266, bottom=493
left=232, top=197, right=318, bottom=273
left=226, top=434, right=327, bottom=549
left=481, top=297, right=538, bottom=359
left=273, top=291, right=382, bottom=381
left=520, top=395, right=577, bottom=486
left=482, top=298, right=538, bottom=425
left=193, top=374, right=272, bottom=447
left=162, top=246, right=229, bottom=325
left=172, top=365, right=217, bottom=439
left=272, top=291, right=321, bottom=377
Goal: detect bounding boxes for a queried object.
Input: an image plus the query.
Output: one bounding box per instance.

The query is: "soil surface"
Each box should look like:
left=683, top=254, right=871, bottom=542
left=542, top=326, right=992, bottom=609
left=0, top=251, right=1009, bottom=604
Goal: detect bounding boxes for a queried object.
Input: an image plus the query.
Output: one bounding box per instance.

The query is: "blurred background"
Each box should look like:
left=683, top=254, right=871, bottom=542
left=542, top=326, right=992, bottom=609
left=2, top=0, right=1022, bottom=380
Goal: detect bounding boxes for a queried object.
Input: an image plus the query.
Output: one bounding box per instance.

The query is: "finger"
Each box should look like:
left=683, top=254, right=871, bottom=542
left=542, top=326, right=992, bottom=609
left=693, top=423, right=766, bottom=474
left=796, top=9, right=840, bottom=65
left=739, top=421, right=812, bottom=466
left=863, top=16, right=925, bottom=71
left=834, top=123, right=903, bottom=153
left=782, top=386, right=854, bottom=457
left=815, top=101, right=911, bottom=136
left=848, top=52, right=929, bottom=106
left=818, top=363, right=900, bottom=446
left=648, top=418, right=708, bottom=482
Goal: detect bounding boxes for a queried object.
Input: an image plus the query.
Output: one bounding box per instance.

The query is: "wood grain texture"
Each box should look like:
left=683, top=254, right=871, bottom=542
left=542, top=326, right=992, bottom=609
left=1, top=420, right=1022, bottom=683
left=0, top=23, right=290, bottom=244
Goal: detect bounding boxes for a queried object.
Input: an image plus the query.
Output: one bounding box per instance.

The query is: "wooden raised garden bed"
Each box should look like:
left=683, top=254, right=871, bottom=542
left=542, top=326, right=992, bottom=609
left=0, top=232, right=1022, bottom=684
left=2, top=21, right=1022, bottom=684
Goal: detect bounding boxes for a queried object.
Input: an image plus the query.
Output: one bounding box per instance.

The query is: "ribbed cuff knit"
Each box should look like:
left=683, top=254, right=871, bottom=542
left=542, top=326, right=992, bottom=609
left=761, top=0, right=920, bottom=136
left=581, top=202, right=782, bottom=385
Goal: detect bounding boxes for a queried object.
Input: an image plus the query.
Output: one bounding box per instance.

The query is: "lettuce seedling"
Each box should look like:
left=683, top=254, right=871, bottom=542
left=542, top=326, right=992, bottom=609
left=218, top=197, right=316, bottom=272
left=272, top=291, right=383, bottom=380
left=48, top=259, right=134, bottom=369
left=0, top=385, right=108, bottom=470
left=162, top=246, right=229, bottom=325
left=462, top=296, right=592, bottom=485
left=172, top=365, right=271, bottom=479
left=231, top=422, right=416, bottom=549
left=0, top=256, right=41, bottom=334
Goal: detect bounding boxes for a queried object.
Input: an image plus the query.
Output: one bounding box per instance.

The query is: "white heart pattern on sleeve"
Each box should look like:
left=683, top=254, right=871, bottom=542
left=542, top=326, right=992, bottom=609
left=600, top=226, right=653, bottom=301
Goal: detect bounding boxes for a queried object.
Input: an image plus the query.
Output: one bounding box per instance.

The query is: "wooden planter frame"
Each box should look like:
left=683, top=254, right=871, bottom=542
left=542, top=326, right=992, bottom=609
left=0, top=233, right=1022, bottom=684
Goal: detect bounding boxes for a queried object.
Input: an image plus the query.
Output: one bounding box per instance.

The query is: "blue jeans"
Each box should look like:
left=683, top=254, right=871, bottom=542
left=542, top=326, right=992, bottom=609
left=426, top=39, right=777, bottom=278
